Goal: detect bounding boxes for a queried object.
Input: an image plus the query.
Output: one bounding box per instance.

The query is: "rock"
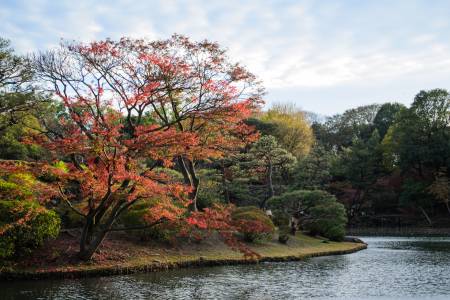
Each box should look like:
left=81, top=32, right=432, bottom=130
left=343, top=236, right=366, bottom=244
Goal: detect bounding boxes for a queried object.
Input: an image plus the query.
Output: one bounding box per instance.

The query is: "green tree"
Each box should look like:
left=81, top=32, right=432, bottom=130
left=383, top=89, right=449, bottom=175
left=313, top=104, right=380, bottom=150
left=0, top=37, right=40, bottom=133
left=235, top=136, right=296, bottom=208
left=373, top=102, right=406, bottom=138
left=0, top=38, right=53, bottom=160
left=332, top=130, right=383, bottom=224
left=381, top=89, right=449, bottom=224
left=399, top=179, right=434, bottom=226
left=293, top=143, right=335, bottom=190
left=0, top=171, right=60, bottom=259
left=268, top=190, right=347, bottom=241
left=259, top=103, right=314, bottom=158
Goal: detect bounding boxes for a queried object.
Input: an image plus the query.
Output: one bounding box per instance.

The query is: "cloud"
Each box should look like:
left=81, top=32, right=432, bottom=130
left=1, top=0, right=450, bottom=113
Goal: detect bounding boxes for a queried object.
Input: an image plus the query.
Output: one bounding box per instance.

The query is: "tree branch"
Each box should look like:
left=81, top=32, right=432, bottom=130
left=107, top=218, right=167, bottom=232
left=57, top=184, right=87, bottom=218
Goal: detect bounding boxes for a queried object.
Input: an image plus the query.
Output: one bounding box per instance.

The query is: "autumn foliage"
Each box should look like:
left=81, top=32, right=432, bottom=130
left=0, top=162, right=60, bottom=258
left=185, top=204, right=273, bottom=258
left=0, top=35, right=265, bottom=260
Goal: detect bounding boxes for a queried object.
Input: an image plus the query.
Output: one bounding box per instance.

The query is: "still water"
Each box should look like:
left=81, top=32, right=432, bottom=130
left=2, top=237, right=450, bottom=299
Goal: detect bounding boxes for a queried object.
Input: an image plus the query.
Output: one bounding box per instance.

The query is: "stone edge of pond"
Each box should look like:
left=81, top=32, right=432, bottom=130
left=0, top=243, right=367, bottom=281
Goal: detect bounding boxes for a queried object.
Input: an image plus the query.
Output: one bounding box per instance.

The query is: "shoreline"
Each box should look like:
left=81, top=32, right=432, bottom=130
left=0, top=235, right=367, bottom=281
left=347, top=227, right=450, bottom=237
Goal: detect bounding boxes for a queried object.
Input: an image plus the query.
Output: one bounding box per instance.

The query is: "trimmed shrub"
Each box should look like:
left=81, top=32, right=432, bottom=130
left=306, top=201, right=347, bottom=241
left=271, top=210, right=291, bottom=244
left=231, top=206, right=275, bottom=242
left=0, top=171, right=61, bottom=259
left=268, top=190, right=347, bottom=241
left=0, top=200, right=60, bottom=259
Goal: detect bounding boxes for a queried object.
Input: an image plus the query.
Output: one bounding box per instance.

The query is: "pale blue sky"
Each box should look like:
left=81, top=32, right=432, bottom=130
left=1, top=0, right=450, bottom=115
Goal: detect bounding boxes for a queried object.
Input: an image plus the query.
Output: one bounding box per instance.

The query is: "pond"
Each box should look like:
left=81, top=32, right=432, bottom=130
left=2, top=236, right=450, bottom=299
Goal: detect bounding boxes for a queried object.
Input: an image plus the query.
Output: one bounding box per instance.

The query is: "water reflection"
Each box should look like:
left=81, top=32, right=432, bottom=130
left=2, top=237, right=450, bottom=299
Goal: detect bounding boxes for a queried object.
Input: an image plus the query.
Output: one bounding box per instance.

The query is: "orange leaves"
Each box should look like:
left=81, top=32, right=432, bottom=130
left=28, top=36, right=267, bottom=259
left=51, top=35, right=264, bottom=176
left=71, top=40, right=119, bottom=57
left=123, top=82, right=161, bottom=108
left=183, top=205, right=262, bottom=259
left=187, top=204, right=233, bottom=231
left=144, top=197, right=185, bottom=224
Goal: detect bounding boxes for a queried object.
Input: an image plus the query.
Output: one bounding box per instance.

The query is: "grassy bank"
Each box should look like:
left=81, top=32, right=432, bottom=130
left=0, top=233, right=366, bottom=280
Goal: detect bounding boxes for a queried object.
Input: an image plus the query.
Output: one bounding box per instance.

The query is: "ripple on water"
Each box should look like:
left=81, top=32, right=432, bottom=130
left=2, top=236, right=450, bottom=300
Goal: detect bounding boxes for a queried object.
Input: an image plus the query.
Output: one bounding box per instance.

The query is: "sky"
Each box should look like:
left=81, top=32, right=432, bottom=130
left=1, top=0, right=450, bottom=116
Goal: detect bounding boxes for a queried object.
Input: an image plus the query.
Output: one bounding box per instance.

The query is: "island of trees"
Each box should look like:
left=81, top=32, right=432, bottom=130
left=0, top=35, right=448, bottom=271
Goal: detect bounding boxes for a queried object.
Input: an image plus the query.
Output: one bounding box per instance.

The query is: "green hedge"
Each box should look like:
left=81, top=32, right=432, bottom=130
left=0, top=200, right=60, bottom=259
left=268, top=190, right=347, bottom=241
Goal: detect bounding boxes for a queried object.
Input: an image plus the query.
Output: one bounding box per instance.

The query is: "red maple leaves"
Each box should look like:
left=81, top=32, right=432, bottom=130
left=5, top=35, right=264, bottom=260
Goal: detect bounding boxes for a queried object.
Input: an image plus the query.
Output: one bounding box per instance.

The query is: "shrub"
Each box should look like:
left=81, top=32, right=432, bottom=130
left=231, top=206, right=275, bottom=242
left=268, top=190, right=347, bottom=241
left=120, top=200, right=180, bottom=243
left=270, top=210, right=291, bottom=243
left=306, top=201, right=347, bottom=241
left=0, top=171, right=61, bottom=259
left=0, top=200, right=60, bottom=259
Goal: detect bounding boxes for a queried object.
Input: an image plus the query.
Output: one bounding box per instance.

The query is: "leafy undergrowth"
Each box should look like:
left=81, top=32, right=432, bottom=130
left=0, top=231, right=364, bottom=276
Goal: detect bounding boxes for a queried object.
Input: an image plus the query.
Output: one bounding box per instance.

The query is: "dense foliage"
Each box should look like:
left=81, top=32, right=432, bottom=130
left=315, top=90, right=449, bottom=227
left=268, top=190, right=347, bottom=241
left=0, top=170, right=60, bottom=259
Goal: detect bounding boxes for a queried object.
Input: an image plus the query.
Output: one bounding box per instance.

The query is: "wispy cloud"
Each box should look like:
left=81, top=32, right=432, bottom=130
left=1, top=0, right=450, bottom=114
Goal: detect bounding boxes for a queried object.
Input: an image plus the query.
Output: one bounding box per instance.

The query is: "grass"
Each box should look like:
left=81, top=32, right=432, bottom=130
left=0, top=232, right=366, bottom=280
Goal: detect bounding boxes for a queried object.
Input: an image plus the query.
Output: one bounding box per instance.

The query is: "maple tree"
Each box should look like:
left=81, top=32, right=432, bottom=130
left=18, top=35, right=263, bottom=260
left=38, top=35, right=263, bottom=211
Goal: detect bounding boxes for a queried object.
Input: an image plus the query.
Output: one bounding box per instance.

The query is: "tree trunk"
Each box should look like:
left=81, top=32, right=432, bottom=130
left=186, top=159, right=200, bottom=211
left=290, top=216, right=298, bottom=235
left=267, top=160, right=274, bottom=202
left=260, top=161, right=275, bottom=209
left=419, top=206, right=433, bottom=226
left=78, top=201, right=123, bottom=260
left=347, top=189, right=362, bottom=226
left=221, top=161, right=230, bottom=203
left=78, top=228, right=109, bottom=261
left=177, top=156, right=199, bottom=211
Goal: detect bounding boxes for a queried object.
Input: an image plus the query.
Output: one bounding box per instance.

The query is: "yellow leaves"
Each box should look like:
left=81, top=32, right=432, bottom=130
left=2, top=172, right=36, bottom=200
left=53, top=161, right=69, bottom=173
left=260, top=103, right=314, bottom=158
left=428, top=168, right=449, bottom=204
left=380, top=125, right=399, bottom=171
